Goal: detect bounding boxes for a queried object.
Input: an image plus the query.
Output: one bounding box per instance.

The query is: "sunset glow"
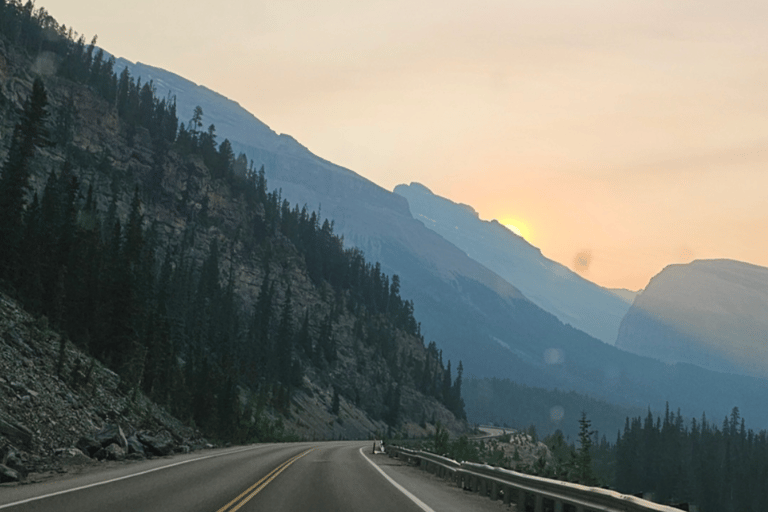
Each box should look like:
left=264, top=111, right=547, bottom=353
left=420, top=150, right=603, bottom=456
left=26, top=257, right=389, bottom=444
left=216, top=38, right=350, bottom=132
left=36, top=0, right=768, bottom=290
left=501, top=219, right=530, bottom=242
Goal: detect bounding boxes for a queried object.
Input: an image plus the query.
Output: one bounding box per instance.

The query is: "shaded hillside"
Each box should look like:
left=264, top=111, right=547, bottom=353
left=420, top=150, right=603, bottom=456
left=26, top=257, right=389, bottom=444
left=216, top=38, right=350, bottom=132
left=617, top=259, right=768, bottom=379
left=463, top=377, right=646, bottom=441
left=0, top=3, right=466, bottom=447
left=0, top=291, right=207, bottom=480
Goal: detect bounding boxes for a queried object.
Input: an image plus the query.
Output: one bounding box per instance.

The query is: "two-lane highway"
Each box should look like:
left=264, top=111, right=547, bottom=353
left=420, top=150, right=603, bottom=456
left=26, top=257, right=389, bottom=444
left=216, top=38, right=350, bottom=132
left=0, top=441, right=511, bottom=511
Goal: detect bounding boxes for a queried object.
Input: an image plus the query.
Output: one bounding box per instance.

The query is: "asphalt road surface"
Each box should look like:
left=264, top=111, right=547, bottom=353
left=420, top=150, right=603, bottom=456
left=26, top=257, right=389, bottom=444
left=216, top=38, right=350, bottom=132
left=0, top=441, right=512, bottom=512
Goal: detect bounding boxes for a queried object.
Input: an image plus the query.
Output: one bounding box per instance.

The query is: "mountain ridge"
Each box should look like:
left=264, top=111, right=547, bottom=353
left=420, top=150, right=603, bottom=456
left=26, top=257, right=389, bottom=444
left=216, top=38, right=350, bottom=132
left=394, top=181, right=632, bottom=345
left=105, top=42, right=768, bottom=430
left=616, top=258, right=768, bottom=379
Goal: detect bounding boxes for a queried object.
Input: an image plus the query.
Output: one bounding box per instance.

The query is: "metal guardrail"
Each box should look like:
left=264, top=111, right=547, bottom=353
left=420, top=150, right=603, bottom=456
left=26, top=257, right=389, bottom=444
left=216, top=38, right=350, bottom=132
left=474, top=424, right=511, bottom=440
left=387, top=446, right=686, bottom=512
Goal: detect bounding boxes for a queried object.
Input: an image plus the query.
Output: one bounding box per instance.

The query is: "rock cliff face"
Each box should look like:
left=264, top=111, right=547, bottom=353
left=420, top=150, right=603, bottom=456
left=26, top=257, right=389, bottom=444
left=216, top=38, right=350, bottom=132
left=616, top=260, right=768, bottom=379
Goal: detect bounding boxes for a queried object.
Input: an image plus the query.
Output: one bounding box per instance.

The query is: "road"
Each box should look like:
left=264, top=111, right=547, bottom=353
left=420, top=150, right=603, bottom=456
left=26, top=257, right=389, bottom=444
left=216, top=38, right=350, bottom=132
left=0, top=441, right=511, bottom=512
left=476, top=425, right=510, bottom=439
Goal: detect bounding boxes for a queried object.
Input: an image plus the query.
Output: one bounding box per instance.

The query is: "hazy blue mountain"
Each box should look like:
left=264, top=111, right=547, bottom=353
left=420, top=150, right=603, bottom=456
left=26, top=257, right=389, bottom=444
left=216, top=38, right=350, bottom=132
left=113, top=58, right=768, bottom=429
left=394, top=182, right=633, bottom=345
left=608, top=288, right=639, bottom=304
left=616, top=259, right=768, bottom=379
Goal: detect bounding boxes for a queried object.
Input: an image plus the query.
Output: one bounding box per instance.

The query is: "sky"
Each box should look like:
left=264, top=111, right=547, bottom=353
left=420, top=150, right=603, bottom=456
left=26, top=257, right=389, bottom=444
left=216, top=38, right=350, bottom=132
left=39, top=0, right=768, bottom=291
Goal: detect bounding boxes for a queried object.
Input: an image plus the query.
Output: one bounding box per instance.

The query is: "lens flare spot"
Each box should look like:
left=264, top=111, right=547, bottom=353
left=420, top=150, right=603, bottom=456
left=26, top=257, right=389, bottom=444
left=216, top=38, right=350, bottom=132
left=544, top=348, right=565, bottom=365
left=572, top=249, right=592, bottom=274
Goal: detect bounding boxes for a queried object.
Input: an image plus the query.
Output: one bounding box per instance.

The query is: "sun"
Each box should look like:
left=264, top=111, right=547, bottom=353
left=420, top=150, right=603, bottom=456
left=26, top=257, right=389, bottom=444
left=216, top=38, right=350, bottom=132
left=500, top=218, right=531, bottom=241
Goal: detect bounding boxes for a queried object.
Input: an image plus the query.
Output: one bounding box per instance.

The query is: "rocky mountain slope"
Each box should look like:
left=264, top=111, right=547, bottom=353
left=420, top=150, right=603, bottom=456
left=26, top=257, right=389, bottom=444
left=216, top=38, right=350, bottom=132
left=0, top=291, right=207, bottom=482
left=0, top=5, right=467, bottom=480
left=394, top=182, right=632, bottom=345
left=108, top=50, right=768, bottom=431
left=616, top=259, right=768, bottom=379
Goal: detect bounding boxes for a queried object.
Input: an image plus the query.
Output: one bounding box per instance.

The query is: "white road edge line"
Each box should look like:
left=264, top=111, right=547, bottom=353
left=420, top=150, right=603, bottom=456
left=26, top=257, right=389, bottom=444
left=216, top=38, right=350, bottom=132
left=0, top=444, right=268, bottom=510
left=359, top=447, right=436, bottom=512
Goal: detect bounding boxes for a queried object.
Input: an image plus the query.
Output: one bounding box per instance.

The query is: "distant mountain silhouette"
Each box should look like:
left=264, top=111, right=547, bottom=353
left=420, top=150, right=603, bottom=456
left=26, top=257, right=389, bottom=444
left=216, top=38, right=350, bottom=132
left=617, top=259, right=768, bottom=379
left=395, top=182, right=633, bottom=345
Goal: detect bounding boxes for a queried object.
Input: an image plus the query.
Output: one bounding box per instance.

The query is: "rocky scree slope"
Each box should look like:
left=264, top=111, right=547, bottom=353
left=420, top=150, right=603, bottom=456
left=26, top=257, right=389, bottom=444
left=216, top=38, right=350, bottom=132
left=0, top=292, right=206, bottom=483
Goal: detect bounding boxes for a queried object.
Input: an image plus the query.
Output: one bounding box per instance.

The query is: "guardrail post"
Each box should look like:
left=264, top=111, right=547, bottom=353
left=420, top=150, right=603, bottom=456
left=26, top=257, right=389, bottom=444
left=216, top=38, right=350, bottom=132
left=503, top=485, right=513, bottom=505
left=491, top=481, right=500, bottom=501
left=554, top=500, right=564, bottom=512
left=517, top=489, right=526, bottom=511
left=534, top=494, right=543, bottom=512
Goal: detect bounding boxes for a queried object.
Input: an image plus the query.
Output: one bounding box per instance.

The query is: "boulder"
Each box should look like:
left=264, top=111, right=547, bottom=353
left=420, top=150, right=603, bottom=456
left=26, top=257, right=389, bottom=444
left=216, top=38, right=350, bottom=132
left=137, top=431, right=175, bottom=456
left=55, top=448, right=92, bottom=466
left=94, top=424, right=128, bottom=449
left=76, top=436, right=102, bottom=458
left=0, top=464, right=21, bottom=483
left=0, top=411, right=33, bottom=446
left=94, top=443, right=125, bottom=461
left=126, top=434, right=145, bottom=456
left=1, top=446, right=26, bottom=477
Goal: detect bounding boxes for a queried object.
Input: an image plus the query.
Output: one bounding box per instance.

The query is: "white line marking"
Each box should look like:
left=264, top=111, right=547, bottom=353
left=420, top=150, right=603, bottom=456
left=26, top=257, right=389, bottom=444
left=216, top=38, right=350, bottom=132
left=359, top=447, right=436, bottom=512
left=0, top=444, right=269, bottom=510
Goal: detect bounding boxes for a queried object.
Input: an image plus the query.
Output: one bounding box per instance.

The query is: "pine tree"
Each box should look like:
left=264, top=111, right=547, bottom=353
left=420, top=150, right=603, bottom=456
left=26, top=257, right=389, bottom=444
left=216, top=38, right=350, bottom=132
left=577, top=412, right=597, bottom=485
left=331, top=386, right=340, bottom=415
left=452, top=361, right=466, bottom=420
left=276, top=286, right=294, bottom=384
left=0, top=78, right=49, bottom=285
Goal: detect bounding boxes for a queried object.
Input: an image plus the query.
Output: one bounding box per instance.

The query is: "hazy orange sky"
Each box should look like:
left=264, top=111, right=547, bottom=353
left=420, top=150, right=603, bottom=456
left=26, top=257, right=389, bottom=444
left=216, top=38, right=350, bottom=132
left=40, top=0, right=768, bottom=291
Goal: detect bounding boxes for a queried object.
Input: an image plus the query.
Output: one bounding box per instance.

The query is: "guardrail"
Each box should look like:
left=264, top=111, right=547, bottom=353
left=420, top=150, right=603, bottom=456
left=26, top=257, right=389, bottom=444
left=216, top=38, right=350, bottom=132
left=474, top=425, right=511, bottom=440
left=386, top=446, right=687, bottom=512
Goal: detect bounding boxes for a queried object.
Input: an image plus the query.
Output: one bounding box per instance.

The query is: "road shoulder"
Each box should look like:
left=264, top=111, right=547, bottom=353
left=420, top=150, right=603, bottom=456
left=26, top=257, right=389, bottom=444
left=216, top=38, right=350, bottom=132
left=363, top=449, right=514, bottom=512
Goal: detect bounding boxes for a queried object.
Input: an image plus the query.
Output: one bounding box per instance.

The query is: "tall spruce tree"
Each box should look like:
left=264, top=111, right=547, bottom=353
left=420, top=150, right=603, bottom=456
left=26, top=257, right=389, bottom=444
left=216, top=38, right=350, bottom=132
left=0, top=78, right=48, bottom=285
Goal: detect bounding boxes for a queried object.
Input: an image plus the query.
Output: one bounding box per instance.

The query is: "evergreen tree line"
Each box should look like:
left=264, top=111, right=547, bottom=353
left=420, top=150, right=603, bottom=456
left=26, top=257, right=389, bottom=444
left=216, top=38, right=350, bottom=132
left=539, top=405, right=767, bottom=512
left=0, top=0, right=179, bottom=151
left=459, top=375, right=768, bottom=512
left=612, top=405, right=768, bottom=512
left=0, top=70, right=466, bottom=440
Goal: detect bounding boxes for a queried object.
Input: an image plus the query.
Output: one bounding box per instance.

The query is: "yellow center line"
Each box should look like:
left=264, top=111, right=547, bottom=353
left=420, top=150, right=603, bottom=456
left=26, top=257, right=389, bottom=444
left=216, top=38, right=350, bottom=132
left=216, top=448, right=315, bottom=512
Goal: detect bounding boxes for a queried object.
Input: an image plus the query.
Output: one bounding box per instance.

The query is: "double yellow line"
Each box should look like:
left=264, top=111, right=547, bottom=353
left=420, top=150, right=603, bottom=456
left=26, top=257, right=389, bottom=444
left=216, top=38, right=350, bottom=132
left=216, top=448, right=315, bottom=512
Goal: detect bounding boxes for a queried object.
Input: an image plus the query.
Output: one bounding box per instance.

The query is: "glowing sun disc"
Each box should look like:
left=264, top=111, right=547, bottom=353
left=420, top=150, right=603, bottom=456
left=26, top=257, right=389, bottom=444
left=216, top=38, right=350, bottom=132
left=501, top=218, right=530, bottom=241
